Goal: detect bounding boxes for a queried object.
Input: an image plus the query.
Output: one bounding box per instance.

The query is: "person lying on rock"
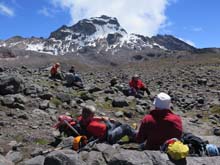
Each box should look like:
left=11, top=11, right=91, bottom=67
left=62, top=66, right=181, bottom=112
left=136, top=92, right=183, bottom=150
left=50, top=62, right=64, bottom=80
left=78, top=105, right=137, bottom=144
left=65, top=65, right=84, bottom=88
left=129, top=74, right=151, bottom=98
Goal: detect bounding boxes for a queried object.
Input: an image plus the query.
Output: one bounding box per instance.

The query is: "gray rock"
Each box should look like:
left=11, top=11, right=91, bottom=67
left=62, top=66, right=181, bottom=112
left=44, top=150, right=84, bottom=165
left=213, top=128, right=220, bottom=136
left=17, top=112, right=29, bottom=120
left=39, top=100, right=49, bottom=110
left=14, top=94, right=28, bottom=104
left=112, top=97, right=129, bottom=107
left=80, top=151, right=107, bottom=165
left=108, top=149, right=158, bottom=165
left=104, top=89, right=115, bottom=94
left=197, top=78, right=207, bottom=85
left=0, top=154, right=14, bottom=165
left=186, top=156, right=220, bottom=165
left=56, top=93, right=71, bottom=104
left=19, top=155, right=45, bottom=165
left=135, top=105, right=146, bottom=114
left=24, top=84, right=42, bottom=95
left=5, top=151, right=23, bottom=163
left=0, top=75, right=24, bottom=95
left=57, top=137, right=74, bottom=149
left=46, top=108, right=57, bottom=115
left=88, top=86, right=102, bottom=93
left=114, top=111, right=124, bottom=117
left=32, top=109, right=48, bottom=116
left=39, top=93, right=53, bottom=100
left=79, top=92, right=95, bottom=101
left=1, top=95, right=15, bottom=107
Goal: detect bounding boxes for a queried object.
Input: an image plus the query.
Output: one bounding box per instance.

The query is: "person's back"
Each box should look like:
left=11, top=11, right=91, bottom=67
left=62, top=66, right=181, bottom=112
left=137, top=109, right=182, bottom=150
left=136, top=92, right=182, bottom=150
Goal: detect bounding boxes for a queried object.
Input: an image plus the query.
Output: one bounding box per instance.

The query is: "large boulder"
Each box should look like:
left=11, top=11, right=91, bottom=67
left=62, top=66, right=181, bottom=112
left=44, top=150, right=85, bottom=165
left=19, top=155, right=45, bottom=165
left=0, top=75, right=24, bottom=95
left=112, top=97, right=129, bottom=107
left=0, top=154, right=14, bottom=165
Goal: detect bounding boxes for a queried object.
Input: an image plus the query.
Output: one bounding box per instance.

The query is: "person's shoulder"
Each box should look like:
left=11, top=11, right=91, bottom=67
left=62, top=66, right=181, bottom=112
left=168, top=111, right=182, bottom=120
left=142, top=113, right=153, bottom=121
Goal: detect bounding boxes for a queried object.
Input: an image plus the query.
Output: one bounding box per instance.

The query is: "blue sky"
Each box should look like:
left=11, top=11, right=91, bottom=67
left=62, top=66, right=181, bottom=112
left=0, top=0, right=219, bottom=48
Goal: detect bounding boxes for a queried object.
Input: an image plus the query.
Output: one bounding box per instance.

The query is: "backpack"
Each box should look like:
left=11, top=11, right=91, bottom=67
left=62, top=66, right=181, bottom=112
left=73, top=136, right=88, bottom=151
left=181, top=132, right=208, bottom=156
left=161, top=138, right=189, bottom=160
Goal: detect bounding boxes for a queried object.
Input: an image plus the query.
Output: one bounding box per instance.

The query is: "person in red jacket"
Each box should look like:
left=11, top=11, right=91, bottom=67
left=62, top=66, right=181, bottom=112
left=136, top=92, right=183, bottom=150
left=79, top=105, right=136, bottom=144
left=129, top=74, right=151, bottom=97
left=50, top=62, right=63, bottom=80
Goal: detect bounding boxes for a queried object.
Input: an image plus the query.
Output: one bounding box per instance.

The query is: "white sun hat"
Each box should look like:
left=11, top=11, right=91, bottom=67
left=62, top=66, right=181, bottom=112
left=153, top=92, right=171, bottom=110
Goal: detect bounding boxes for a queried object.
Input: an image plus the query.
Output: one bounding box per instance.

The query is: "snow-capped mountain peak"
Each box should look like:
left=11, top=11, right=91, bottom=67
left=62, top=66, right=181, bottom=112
left=0, top=15, right=196, bottom=55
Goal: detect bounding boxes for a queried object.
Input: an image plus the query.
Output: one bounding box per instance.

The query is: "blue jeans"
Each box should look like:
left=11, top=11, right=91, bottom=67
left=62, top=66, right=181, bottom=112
left=107, top=122, right=136, bottom=144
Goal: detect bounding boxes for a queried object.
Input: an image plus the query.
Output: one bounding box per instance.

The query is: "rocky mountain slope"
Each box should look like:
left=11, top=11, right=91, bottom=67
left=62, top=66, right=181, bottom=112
left=0, top=15, right=195, bottom=56
left=1, top=52, right=220, bottom=164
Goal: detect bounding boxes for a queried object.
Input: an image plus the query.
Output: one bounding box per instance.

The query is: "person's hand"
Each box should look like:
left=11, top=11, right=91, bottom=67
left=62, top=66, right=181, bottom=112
left=101, top=117, right=115, bottom=122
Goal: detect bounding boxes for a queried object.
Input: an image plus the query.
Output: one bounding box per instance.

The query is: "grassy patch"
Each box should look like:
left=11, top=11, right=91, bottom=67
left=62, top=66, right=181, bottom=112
left=50, top=97, right=62, bottom=107
left=96, top=101, right=112, bottom=110
left=35, top=138, right=49, bottom=145
left=210, top=105, right=220, bottom=114
left=128, top=100, right=136, bottom=108
left=14, top=134, right=24, bottom=143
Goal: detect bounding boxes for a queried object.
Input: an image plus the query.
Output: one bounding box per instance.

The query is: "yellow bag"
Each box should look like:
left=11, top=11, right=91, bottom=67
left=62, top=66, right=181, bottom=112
left=167, top=140, right=189, bottom=160
left=73, top=136, right=87, bottom=151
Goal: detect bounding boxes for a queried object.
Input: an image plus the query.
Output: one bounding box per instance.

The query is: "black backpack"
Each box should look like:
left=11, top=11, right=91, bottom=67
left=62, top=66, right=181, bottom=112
left=181, top=132, right=209, bottom=156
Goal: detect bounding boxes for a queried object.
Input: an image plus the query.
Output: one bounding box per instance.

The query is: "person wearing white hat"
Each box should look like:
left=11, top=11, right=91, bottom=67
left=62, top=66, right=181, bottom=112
left=136, top=92, right=183, bottom=150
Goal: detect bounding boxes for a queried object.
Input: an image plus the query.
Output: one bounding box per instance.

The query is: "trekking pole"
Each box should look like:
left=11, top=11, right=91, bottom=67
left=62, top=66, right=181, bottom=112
left=31, top=143, right=73, bottom=157
left=77, top=138, right=99, bottom=153
left=63, top=120, right=80, bottom=136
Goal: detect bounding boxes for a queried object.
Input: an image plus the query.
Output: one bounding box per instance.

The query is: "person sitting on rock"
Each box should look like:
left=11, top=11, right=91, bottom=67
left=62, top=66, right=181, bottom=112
left=136, top=92, right=183, bottom=150
left=78, top=105, right=136, bottom=144
left=65, top=65, right=83, bottom=88
left=110, top=76, right=118, bottom=87
left=69, top=65, right=75, bottom=74
left=50, top=62, right=63, bottom=80
left=129, top=74, right=151, bottom=98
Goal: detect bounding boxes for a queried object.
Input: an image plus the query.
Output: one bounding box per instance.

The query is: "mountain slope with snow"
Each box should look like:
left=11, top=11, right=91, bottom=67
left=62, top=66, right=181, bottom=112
left=0, top=15, right=196, bottom=56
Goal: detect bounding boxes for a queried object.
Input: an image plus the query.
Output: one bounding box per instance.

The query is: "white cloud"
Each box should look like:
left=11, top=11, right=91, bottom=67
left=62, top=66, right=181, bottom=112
left=51, top=0, right=174, bottom=37
left=38, top=7, right=53, bottom=17
left=179, top=38, right=196, bottom=47
left=192, top=27, right=203, bottom=32
left=0, top=3, right=14, bottom=16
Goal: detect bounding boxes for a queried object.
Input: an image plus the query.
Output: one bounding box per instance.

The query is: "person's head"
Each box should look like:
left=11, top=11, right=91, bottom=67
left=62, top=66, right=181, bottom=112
left=112, top=76, right=117, bottom=80
left=55, top=62, right=60, bottom=68
left=153, top=92, right=171, bottom=110
left=81, top=105, right=96, bottom=120
left=71, top=65, right=75, bottom=69
left=132, top=74, right=139, bottom=81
